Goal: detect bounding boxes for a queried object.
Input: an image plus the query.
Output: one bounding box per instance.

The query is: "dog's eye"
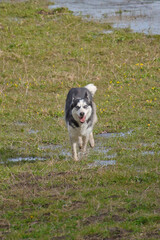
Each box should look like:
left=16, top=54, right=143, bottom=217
left=83, top=105, right=88, bottom=109
left=76, top=106, right=80, bottom=110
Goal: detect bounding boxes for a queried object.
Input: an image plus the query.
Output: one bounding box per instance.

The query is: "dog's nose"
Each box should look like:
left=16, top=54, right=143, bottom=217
left=80, top=112, right=84, bottom=117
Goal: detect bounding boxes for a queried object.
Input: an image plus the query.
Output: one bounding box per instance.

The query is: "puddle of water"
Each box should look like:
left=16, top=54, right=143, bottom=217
left=38, top=144, right=71, bottom=158
left=141, top=143, right=156, bottom=147
left=60, top=149, right=72, bottom=157
left=28, top=129, right=39, bottom=134
left=142, top=151, right=160, bottom=156
left=94, top=146, right=110, bottom=154
left=99, top=132, right=115, bottom=138
left=38, top=144, right=62, bottom=151
left=142, top=151, right=154, bottom=156
left=99, top=130, right=133, bottom=138
left=102, top=30, right=113, bottom=34
left=6, top=157, right=46, bottom=163
left=14, top=121, right=27, bottom=126
left=49, top=0, right=160, bottom=34
left=93, top=146, right=117, bottom=158
left=89, top=160, right=116, bottom=167
left=106, top=153, right=117, bottom=159
left=9, top=17, right=23, bottom=24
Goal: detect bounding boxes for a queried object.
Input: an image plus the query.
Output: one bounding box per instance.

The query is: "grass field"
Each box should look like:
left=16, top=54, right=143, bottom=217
left=0, top=0, right=160, bottom=239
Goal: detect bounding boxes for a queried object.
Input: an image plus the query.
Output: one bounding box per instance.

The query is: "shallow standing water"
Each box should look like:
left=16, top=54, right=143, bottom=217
left=49, top=0, right=160, bottom=34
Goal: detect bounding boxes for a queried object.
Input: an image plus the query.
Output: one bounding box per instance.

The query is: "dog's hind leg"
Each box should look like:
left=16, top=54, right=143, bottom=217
left=78, top=136, right=83, bottom=149
left=89, top=132, right=95, bottom=148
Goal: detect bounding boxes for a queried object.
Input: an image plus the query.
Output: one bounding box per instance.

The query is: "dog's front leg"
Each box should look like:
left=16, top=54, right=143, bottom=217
left=82, top=135, right=89, bottom=153
left=89, top=132, right=95, bottom=148
left=71, top=142, right=78, bottom=161
left=78, top=136, right=83, bottom=149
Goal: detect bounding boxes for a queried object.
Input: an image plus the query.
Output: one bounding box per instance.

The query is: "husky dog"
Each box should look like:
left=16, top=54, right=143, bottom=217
left=65, top=84, right=97, bottom=161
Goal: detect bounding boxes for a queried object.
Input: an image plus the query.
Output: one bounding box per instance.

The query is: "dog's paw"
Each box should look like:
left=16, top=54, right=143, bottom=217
left=73, top=155, right=79, bottom=161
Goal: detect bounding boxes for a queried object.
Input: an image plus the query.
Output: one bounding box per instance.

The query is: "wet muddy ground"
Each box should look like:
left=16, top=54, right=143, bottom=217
left=49, top=0, right=160, bottom=34
left=2, top=129, right=159, bottom=166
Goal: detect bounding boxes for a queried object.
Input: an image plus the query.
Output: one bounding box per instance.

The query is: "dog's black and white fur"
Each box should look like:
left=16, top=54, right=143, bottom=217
left=65, top=84, right=97, bottom=161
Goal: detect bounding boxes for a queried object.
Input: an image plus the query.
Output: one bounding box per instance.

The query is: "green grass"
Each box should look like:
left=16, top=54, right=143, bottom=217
left=0, top=0, right=160, bottom=239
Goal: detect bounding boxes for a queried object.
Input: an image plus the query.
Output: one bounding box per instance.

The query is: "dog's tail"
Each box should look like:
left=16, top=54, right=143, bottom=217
left=85, top=83, right=97, bottom=97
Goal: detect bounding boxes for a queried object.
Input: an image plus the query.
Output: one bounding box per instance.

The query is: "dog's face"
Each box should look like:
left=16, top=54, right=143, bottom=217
left=71, top=98, right=92, bottom=124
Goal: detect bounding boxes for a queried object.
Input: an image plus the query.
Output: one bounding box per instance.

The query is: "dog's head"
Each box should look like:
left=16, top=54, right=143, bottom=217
left=71, top=91, right=92, bottom=124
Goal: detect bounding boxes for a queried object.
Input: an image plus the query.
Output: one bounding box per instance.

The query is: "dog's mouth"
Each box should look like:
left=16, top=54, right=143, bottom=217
left=79, top=115, right=86, bottom=123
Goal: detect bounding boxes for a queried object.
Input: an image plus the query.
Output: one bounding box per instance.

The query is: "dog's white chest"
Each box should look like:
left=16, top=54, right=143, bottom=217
left=68, top=123, right=92, bottom=141
left=79, top=123, right=91, bottom=136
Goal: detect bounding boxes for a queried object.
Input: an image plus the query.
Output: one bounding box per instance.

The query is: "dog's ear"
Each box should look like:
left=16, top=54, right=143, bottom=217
left=70, top=94, right=75, bottom=107
left=85, top=91, right=90, bottom=102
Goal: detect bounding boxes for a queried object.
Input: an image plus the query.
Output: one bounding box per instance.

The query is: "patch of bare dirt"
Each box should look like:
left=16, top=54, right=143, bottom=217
left=146, top=229, right=160, bottom=239
left=66, top=200, right=86, bottom=211
left=84, top=227, right=133, bottom=240
left=84, top=233, right=102, bottom=240
left=0, top=219, right=10, bottom=239
left=108, top=227, right=133, bottom=240
left=107, top=195, right=120, bottom=199
left=111, top=214, right=126, bottom=222
left=0, top=219, right=10, bottom=230
left=47, top=171, right=74, bottom=177
left=51, top=236, right=69, bottom=240
left=83, top=211, right=109, bottom=225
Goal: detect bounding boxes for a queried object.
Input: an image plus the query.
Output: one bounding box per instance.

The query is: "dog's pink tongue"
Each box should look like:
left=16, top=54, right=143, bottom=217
left=80, top=116, right=86, bottom=123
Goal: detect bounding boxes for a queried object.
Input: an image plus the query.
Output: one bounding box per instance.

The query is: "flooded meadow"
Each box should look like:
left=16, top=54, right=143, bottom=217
left=49, top=0, right=160, bottom=34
